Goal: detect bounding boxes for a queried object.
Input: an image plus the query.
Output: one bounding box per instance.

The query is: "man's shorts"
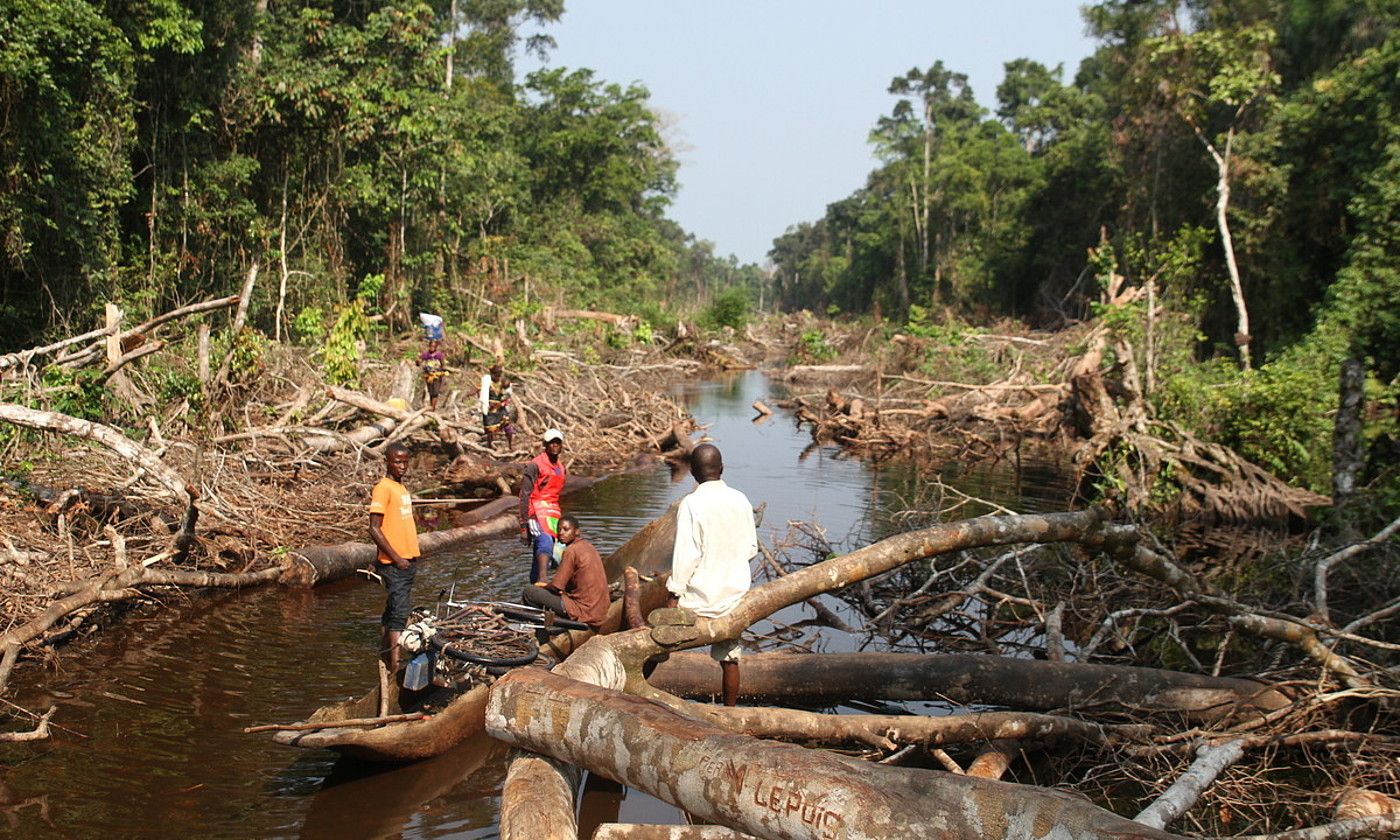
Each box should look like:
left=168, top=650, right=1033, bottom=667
left=531, top=529, right=556, bottom=563
left=710, top=638, right=742, bottom=663
left=380, top=560, right=418, bottom=630
left=527, top=520, right=561, bottom=581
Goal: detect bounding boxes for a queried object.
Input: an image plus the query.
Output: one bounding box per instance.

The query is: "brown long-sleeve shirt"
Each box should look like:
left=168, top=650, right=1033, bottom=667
left=552, top=537, right=609, bottom=628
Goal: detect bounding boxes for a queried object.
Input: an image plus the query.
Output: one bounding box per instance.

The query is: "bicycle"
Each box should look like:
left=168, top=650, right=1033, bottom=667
left=403, top=590, right=588, bottom=674
left=428, top=607, right=538, bottom=666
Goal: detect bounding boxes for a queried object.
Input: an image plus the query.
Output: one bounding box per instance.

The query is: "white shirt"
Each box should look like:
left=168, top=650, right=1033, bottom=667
left=668, top=479, right=757, bottom=617
left=478, top=374, right=512, bottom=417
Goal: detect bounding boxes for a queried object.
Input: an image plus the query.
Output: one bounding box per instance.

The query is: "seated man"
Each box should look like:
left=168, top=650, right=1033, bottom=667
left=666, top=443, right=757, bottom=707
left=520, top=514, right=610, bottom=632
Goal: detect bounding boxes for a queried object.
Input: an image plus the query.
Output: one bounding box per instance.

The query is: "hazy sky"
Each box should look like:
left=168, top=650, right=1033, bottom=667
left=523, top=2, right=1098, bottom=266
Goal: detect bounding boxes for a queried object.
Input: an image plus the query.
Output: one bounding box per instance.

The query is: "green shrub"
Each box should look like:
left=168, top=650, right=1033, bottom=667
left=507, top=294, right=543, bottom=320
left=291, top=306, right=326, bottom=344
left=222, top=328, right=269, bottom=385
left=150, top=364, right=204, bottom=417
left=604, top=327, right=629, bottom=350
left=904, top=305, right=979, bottom=344
left=1154, top=353, right=1335, bottom=491
left=324, top=299, right=371, bottom=386
left=356, top=273, right=385, bottom=313
left=701, top=287, right=750, bottom=331
left=1223, top=363, right=1335, bottom=489
left=39, top=367, right=111, bottom=422
left=630, top=301, right=677, bottom=335
left=791, top=329, right=836, bottom=364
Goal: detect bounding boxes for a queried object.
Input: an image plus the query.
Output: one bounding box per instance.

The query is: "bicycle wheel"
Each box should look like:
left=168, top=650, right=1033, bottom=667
left=430, top=627, right=539, bottom=667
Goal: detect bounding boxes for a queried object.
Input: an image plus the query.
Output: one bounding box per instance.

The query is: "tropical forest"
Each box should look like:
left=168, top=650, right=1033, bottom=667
left=0, top=1, right=1396, bottom=839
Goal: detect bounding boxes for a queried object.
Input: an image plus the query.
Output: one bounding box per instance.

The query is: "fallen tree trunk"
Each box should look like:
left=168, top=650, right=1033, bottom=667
left=648, top=652, right=1288, bottom=721
left=547, top=309, right=635, bottom=329
left=593, top=826, right=757, bottom=840
left=0, top=706, right=56, bottom=742
left=487, top=667, right=1179, bottom=840
left=326, top=385, right=464, bottom=455
left=710, top=511, right=1116, bottom=642
left=784, top=364, right=866, bottom=381
left=500, top=752, right=581, bottom=840
left=242, top=712, right=427, bottom=733
left=1101, top=529, right=1377, bottom=689
left=281, top=475, right=606, bottom=586
left=686, top=705, right=1141, bottom=752
left=0, top=402, right=189, bottom=505
left=1135, top=739, right=1245, bottom=830
left=1209, top=814, right=1400, bottom=840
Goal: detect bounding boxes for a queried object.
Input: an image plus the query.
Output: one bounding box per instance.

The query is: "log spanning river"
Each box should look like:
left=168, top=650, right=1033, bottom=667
left=4, top=370, right=1074, bottom=838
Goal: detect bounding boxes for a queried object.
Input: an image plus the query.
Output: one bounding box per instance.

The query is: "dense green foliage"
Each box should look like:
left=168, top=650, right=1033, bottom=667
left=4, top=0, right=1396, bottom=500
left=768, top=0, right=1400, bottom=493
left=0, top=0, right=749, bottom=349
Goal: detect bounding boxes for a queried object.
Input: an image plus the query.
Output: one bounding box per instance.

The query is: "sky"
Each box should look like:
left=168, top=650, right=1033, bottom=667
left=522, top=1, right=1100, bottom=266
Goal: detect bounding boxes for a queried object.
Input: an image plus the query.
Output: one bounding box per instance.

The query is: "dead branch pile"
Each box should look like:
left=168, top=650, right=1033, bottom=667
left=484, top=509, right=1397, bottom=840
left=769, top=314, right=1328, bottom=526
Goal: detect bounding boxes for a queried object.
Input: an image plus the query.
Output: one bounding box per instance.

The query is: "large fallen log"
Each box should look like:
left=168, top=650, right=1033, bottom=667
left=0, top=402, right=189, bottom=505
left=281, top=475, right=605, bottom=586
left=486, top=667, right=1178, bottom=840
left=594, top=826, right=757, bottom=840
left=682, top=705, right=1142, bottom=752
left=648, top=652, right=1288, bottom=721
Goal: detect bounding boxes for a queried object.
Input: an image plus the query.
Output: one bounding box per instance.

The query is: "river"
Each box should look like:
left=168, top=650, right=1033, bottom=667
left=3, top=370, right=1075, bottom=838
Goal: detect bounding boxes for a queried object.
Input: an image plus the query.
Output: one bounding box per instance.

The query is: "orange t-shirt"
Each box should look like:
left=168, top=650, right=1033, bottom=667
left=370, top=477, right=420, bottom=564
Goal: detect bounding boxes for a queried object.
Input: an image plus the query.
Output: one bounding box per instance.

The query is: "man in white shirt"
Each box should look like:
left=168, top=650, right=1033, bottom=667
left=666, top=443, right=757, bottom=706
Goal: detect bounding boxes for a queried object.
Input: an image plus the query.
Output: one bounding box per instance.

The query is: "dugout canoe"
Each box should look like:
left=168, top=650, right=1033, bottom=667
left=268, top=505, right=677, bottom=763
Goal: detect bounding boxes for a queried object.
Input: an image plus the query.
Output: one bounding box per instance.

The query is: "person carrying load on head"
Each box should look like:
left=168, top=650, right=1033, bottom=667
left=519, top=428, right=567, bottom=584
left=420, top=338, right=447, bottom=411
left=418, top=313, right=448, bottom=411
left=478, top=362, right=515, bottom=448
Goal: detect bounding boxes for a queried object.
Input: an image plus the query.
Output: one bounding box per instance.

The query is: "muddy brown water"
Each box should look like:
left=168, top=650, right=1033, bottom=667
left=3, top=371, right=1076, bottom=838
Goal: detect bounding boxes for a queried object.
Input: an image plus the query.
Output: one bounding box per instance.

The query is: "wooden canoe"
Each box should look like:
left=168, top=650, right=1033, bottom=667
left=270, top=504, right=677, bottom=763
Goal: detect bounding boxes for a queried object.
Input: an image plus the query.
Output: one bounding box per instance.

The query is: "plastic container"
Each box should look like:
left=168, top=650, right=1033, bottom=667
left=402, top=652, right=432, bottom=691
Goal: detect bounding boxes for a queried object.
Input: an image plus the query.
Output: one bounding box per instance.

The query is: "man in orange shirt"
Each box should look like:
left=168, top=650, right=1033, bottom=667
left=369, top=442, right=420, bottom=674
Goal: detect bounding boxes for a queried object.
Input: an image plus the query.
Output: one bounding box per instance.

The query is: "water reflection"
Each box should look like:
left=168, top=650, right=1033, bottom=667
left=298, top=734, right=505, bottom=840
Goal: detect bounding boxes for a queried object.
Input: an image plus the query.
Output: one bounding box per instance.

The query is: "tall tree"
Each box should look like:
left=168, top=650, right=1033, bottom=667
left=0, top=0, right=137, bottom=339
left=872, top=62, right=982, bottom=307
left=1146, top=23, right=1280, bottom=370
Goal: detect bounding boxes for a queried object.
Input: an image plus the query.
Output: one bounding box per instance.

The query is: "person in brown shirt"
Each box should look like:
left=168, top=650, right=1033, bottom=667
left=521, top=514, right=610, bottom=631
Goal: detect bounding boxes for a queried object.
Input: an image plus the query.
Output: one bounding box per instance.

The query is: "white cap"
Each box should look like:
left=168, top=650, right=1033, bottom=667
left=542, top=428, right=564, bottom=443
